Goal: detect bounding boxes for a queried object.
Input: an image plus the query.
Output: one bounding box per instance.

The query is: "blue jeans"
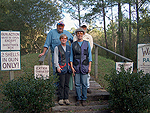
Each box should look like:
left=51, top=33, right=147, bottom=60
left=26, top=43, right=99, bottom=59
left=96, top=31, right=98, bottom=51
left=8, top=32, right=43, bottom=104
left=74, top=73, right=88, bottom=100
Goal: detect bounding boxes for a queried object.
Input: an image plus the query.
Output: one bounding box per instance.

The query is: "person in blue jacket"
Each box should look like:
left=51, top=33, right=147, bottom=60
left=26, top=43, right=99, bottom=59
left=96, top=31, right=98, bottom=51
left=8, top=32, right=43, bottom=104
left=39, top=21, right=73, bottom=75
left=70, top=28, right=92, bottom=106
left=54, top=34, right=72, bottom=105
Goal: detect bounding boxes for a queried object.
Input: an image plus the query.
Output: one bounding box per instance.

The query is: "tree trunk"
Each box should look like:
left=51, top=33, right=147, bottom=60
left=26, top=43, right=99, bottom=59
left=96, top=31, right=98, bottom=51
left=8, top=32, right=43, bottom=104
left=129, top=3, right=131, bottom=57
left=102, top=0, right=108, bottom=52
left=77, top=0, right=81, bottom=26
left=118, top=2, right=122, bottom=55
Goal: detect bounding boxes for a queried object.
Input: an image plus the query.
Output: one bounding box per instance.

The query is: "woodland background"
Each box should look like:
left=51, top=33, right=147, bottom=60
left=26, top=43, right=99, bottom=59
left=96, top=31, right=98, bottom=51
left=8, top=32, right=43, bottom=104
left=0, top=0, right=150, bottom=68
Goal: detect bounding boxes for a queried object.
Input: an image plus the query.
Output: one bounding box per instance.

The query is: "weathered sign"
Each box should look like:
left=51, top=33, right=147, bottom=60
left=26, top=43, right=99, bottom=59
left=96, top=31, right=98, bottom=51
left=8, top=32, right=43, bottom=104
left=137, top=44, right=150, bottom=74
left=116, top=62, right=133, bottom=73
left=0, top=31, right=20, bottom=50
left=34, top=65, right=49, bottom=79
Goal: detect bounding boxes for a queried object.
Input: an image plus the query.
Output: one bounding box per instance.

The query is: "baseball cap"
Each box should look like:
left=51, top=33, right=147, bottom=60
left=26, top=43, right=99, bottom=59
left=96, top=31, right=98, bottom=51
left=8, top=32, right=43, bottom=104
left=75, top=28, right=85, bottom=34
left=57, top=21, right=65, bottom=26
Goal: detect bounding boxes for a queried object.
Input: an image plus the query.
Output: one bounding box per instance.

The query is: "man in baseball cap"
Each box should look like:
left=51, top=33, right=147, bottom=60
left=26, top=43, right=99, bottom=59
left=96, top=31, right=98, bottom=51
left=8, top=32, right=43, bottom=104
left=39, top=20, right=73, bottom=75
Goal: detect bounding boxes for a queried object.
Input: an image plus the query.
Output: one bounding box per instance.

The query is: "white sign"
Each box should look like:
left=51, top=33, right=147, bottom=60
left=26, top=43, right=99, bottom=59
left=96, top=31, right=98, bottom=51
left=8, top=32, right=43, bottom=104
left=116, top=62, right=133, bottom=73
left=34, top=65, right=49, bottom=79
left=0, top=31, right=20, bottom=50
left=137, top=44, right=150, bottom=74
left=0, top=51, right=21, bottom=70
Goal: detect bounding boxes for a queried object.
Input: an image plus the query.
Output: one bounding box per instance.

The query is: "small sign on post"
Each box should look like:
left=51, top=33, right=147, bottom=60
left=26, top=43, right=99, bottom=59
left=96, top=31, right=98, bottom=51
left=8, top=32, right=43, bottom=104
left=34, top=65, right=49, bottom=80
left=116, top=62, right=134, bottom=73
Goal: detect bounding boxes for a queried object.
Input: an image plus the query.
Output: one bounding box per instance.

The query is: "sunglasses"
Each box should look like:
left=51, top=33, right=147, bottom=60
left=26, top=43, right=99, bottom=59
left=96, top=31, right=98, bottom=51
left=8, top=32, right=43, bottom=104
left=58, top=25, right=64, bottom=28
left=77, top=32, right=84, bottom=35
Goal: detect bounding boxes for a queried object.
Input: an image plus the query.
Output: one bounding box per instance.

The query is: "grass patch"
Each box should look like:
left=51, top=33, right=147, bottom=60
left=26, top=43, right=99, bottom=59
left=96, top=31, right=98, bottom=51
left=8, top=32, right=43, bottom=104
left=91, top=54, right=115, bottom=89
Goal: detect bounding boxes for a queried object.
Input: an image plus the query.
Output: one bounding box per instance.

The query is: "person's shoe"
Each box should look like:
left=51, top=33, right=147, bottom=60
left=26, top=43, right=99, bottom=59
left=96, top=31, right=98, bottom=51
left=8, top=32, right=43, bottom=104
left=81, top=100, right=87, bottom=106
left=75, top=100, right=81, bottom=106
left=87, top=88, right=92, bottom=94
left=64, top=99, right=70, bottom=105
left=58, top=99, right=64, bottom=105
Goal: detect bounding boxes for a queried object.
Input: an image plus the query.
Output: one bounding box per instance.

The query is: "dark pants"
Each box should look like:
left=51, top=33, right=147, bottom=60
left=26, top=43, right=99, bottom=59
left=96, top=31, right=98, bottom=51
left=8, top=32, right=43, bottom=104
left=58, top=73, right=71, bottom=100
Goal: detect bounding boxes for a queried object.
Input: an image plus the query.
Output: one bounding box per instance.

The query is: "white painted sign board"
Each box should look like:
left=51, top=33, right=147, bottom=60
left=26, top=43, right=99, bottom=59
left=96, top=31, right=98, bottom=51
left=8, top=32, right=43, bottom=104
left=0, top=51, right=21, bottom=70
left=34, top=65, right=49, bottom=79
left=0, top=31, right=20, bottom=50
left=137, top=44, right=150, bottom=74
left=116, top=62, right=133, bottom=73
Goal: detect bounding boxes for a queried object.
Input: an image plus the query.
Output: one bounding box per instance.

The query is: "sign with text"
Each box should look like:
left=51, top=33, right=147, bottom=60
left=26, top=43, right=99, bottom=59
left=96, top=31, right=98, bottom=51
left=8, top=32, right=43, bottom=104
left=0, top=31, right=20, bottom=50
left=137, top=44, right=150, bottom=74
left=34, top=65, right=49, bottom=79
left=0, top=51, right=21, bottom=70
left=116, top=62, right=133, bottom=73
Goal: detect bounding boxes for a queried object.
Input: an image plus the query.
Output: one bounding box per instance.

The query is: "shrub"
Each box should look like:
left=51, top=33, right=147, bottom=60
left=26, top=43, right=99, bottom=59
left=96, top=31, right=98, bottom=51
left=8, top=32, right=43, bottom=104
left=2, top=74, right=57, bottom=113
left=105, top=65, right=150, bottom=113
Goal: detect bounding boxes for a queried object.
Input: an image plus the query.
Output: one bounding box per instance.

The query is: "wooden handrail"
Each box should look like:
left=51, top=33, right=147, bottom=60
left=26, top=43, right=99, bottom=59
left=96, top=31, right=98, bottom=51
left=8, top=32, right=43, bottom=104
left=93, top=42, right=132, bottom=79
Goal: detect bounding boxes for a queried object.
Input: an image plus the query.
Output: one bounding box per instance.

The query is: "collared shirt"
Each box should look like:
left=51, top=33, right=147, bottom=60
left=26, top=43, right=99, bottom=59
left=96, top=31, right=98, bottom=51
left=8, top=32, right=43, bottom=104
left=44, top=29, right=73, bottom=53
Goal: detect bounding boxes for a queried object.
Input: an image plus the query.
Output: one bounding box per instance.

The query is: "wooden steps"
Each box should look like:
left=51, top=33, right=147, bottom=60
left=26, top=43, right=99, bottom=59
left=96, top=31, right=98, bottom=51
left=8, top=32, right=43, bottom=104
left=51, top=77, right=111, bottom=113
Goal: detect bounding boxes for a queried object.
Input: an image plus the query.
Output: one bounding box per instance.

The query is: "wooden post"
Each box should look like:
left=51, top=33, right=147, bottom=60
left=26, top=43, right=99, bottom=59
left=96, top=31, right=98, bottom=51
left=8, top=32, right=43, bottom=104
left=48, top=47, right=51, bottom=75
left=9, top=70, right=14, bottom=81
left=94, top=45, right=98, bottom=79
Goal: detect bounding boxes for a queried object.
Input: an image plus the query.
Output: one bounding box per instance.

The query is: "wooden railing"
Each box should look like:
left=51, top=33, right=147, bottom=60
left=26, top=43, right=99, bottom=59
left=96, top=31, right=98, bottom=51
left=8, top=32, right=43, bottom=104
left=39, top=43, right=132, bottom=78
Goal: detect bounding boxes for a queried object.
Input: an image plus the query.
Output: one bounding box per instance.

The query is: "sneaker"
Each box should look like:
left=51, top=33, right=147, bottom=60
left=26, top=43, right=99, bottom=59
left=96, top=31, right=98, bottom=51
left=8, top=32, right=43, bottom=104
left=81, top=100, right=87, bottom=106
left=87, top=88, right=92, bottom=94
left=64, top=99, right=70, bottom=105
left=75, top=100, right=81, bottom=106
left=58, top=99, right=64, bottom=105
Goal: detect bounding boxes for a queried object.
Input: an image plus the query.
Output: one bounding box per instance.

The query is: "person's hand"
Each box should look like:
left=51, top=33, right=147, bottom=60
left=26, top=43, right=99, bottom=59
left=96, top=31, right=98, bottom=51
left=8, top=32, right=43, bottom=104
left=57, top=68, right=62, bottom=73
left=39, top=53, right=44, bottom=57
left=71, top=68, right=76, bottom=76
left=88, top=66, right=91, bottom=73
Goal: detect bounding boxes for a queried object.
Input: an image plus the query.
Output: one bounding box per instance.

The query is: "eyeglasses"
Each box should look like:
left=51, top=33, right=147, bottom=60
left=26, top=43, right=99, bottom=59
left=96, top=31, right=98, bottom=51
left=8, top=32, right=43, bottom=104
left=61, top=37, right=67, bottom=40
left=77, top=32, right=84, bottom=35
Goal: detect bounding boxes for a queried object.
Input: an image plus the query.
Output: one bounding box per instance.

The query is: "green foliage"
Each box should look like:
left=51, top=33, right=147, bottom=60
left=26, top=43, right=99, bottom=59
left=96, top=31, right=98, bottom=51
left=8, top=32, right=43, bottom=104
left=105, top=65, right=150, bottom=113
left=2, top=74, right=57, bottom=113
left=0, top=0, right=62, bottom=54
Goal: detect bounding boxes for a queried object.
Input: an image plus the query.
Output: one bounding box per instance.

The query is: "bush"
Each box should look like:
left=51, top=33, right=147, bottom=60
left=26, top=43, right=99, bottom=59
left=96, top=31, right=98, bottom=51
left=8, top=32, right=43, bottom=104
left=105, top=65, right=150, bottom=113
left=2, top=74, right=57, bottom=113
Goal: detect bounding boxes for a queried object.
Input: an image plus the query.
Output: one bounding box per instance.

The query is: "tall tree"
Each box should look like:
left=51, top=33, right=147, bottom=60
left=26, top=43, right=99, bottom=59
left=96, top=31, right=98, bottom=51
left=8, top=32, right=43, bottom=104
left=0, top=0, right=62, bottom=54
left=61, top=0, right=90, bottom=26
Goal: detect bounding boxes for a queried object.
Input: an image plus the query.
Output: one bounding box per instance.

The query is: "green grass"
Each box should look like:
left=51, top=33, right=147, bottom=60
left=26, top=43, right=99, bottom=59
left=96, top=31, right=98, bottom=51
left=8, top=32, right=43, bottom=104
left=91, top=54, right=115, bottom=89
